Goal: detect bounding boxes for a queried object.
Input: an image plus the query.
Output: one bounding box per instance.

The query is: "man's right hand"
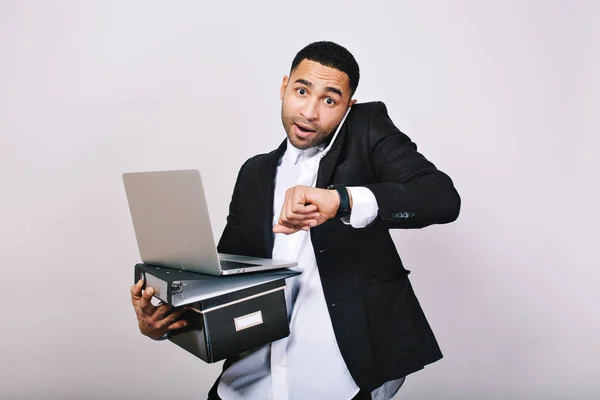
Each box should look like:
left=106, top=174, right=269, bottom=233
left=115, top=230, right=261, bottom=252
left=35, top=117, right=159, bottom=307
left=130, top=279, right=188, bottom=340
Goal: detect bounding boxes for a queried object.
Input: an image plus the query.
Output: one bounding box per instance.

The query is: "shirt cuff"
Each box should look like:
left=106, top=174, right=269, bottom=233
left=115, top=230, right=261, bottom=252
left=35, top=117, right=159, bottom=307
left=341, top=187, right=379, bottom=228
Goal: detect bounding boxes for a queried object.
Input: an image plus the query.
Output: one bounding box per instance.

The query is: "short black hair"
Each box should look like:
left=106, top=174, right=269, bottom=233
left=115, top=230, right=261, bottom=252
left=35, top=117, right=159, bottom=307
left=290, top=41, right=360, bottom=97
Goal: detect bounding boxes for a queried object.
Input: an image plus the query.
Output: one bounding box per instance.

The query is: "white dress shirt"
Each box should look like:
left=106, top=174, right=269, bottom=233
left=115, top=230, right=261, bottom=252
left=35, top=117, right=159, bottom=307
left=218, top=129, right=404, bottom=399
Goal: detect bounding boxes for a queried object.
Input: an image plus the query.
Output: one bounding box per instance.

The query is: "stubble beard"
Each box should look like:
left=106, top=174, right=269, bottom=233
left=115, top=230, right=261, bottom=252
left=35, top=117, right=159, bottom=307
left=281, top=109, right=332, bottom=150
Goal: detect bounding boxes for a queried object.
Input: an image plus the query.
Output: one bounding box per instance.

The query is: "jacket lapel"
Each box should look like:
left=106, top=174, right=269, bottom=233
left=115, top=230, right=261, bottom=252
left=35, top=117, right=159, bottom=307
left=316, top=122, right=348, bottom=189
left=254, top=139, right=287, bottom=257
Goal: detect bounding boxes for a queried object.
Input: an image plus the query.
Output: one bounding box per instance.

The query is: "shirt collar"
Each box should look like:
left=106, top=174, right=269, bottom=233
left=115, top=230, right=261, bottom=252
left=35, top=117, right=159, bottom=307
left=283, top=139, right=327, bottom=165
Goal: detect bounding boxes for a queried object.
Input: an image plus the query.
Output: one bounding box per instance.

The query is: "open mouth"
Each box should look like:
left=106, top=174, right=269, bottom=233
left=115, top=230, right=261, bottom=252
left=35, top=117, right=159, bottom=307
left=294, top=123, right=316, bottom=134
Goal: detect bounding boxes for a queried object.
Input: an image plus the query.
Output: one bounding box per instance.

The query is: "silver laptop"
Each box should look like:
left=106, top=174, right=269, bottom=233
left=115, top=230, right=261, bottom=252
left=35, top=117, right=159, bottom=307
left=122, top=169, right=297, bottom=276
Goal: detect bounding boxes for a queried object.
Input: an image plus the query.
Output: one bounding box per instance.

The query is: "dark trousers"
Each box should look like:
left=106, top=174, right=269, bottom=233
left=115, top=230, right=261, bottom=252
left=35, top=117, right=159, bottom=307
left=207, top=359, right=373, bottom=400
left=208, top=385, right=372, bottom=400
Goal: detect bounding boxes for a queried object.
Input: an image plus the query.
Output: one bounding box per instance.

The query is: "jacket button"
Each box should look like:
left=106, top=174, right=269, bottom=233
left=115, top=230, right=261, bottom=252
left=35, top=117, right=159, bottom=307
left=391, top=211, right=414, bottom=219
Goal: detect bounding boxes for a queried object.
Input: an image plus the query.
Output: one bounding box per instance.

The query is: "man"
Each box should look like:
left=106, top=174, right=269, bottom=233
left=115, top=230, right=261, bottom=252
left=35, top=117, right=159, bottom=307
left=130, top=41, right=461, bottom=400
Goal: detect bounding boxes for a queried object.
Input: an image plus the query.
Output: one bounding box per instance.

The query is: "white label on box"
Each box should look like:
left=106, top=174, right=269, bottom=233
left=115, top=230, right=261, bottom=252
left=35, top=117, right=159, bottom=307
left=234, top=311, right=264, bottom=331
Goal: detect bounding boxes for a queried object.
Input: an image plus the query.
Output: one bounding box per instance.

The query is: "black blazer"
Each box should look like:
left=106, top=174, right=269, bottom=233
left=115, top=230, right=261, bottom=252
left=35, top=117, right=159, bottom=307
left=216, top=101, right=461, bottom=391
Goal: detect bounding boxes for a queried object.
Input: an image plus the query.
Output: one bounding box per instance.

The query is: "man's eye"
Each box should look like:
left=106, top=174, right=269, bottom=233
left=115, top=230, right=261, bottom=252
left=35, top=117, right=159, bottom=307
left=325, top=98, right=335, bottom=105
left=297, top=88, right=307, bottom=95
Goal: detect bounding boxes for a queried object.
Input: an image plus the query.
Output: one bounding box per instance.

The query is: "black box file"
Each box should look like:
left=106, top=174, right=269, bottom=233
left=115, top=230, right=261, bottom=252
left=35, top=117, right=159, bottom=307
left=134, top=263, right=300, bottom=363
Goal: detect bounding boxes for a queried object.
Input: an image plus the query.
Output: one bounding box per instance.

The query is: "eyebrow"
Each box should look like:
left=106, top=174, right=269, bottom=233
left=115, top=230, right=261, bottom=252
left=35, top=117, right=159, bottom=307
left=294, top=79, right=343, bottom=98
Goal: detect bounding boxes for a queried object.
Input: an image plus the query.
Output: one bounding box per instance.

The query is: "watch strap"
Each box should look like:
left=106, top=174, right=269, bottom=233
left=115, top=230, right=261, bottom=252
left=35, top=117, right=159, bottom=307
left=328, top=185, right=351, bottom=218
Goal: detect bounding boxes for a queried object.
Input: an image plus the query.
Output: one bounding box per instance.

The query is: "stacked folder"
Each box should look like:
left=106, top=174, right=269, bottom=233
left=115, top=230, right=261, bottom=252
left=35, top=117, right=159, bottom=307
left=135, top=263, right=300, bottom=363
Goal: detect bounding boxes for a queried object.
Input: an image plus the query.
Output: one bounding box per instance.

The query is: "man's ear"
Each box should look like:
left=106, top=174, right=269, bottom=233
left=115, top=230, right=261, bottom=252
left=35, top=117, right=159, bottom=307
left=280, top=76, right=289, bottom=101
left=349, top=99, right=357, bottom=107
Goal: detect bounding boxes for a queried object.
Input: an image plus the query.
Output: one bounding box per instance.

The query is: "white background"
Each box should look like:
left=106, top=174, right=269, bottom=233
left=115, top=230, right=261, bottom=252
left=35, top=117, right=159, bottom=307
left=1, top=1, right=598, bottom=399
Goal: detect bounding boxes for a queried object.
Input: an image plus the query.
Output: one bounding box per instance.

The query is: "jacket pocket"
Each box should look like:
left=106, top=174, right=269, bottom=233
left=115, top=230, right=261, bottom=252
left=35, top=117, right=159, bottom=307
left=362, top=277, right=416, bottom=364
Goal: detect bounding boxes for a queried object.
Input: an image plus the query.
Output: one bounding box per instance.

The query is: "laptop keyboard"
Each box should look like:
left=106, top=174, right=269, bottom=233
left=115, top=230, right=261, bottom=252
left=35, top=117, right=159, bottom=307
left=220, top=260, right=262, bottom=270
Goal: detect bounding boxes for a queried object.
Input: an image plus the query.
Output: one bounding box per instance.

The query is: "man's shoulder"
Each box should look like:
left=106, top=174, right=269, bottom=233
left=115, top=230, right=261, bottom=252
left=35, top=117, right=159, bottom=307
left=345, top=101, right=395, bottom=135
left=346, top=101, right=401, bottom=143
left=348, top=101, right=388, bottom=119
left=238, top=141, right=285, bottom=173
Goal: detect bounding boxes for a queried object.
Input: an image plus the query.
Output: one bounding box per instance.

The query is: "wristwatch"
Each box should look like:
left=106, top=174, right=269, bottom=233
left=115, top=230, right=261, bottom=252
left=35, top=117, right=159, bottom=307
left=328, top=185, right=351, bottom=218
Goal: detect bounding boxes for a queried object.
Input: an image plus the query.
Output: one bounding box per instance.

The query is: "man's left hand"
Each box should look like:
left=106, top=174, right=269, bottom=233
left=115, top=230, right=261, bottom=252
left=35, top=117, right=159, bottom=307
left=273, top=185, right=346, bottom=235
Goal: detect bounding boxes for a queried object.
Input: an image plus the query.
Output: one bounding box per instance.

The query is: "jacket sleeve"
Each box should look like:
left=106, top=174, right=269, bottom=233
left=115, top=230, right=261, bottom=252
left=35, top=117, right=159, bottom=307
left=363, top=102, right=461, bottom=229
left=217, top=160, right=249, bottom=254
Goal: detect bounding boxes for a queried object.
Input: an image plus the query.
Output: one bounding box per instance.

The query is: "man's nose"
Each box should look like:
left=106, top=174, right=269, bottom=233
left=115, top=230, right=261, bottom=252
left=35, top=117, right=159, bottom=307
left=300, top=98, right=319, bottom=121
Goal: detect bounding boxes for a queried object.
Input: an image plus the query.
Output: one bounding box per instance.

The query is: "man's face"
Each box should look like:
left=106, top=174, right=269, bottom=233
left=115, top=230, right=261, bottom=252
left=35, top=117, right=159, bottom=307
left=280, top=59, right=356, bottom=150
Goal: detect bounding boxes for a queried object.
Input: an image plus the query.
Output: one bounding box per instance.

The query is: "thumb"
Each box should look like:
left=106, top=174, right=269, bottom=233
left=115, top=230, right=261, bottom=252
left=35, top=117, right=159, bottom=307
left=273, top=223, right=300, bottom=235
left=130, top=278, right=144, bottom=299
